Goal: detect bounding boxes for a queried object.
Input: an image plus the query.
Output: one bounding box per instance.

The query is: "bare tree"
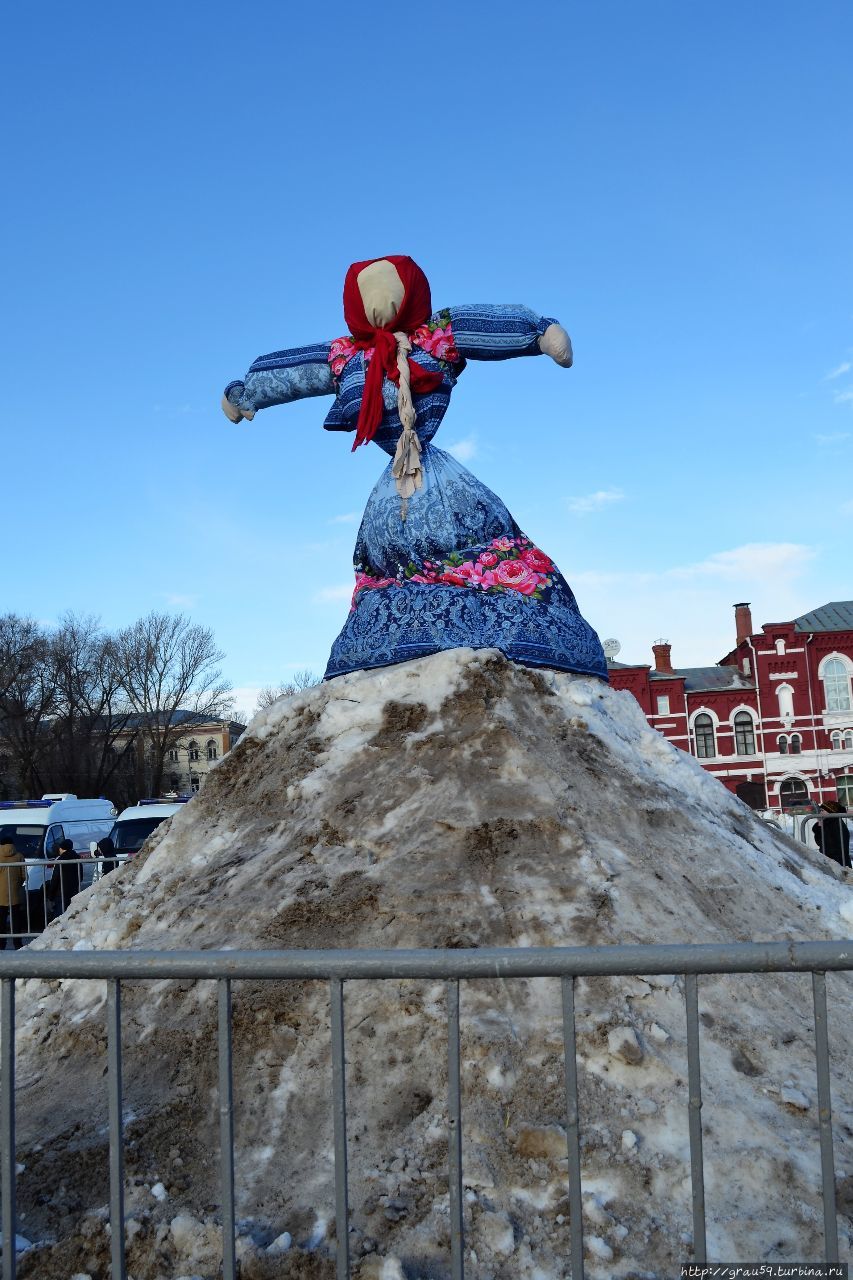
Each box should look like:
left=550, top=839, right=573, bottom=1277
left=117, top=612, right=232, bottom=796
left=47, top=614, right=137, bottom=803
left=255, top=669, right=319, bottom=713
left=0, top=614, right=55, bottom=796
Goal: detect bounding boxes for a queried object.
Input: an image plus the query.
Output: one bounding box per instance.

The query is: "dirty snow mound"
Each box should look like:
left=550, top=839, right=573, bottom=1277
left=10, top=648, right=853, bottom=1279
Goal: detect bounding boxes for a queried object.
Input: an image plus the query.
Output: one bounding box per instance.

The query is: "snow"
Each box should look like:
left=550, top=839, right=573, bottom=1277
left=6, top=647, right=852, bottom=1278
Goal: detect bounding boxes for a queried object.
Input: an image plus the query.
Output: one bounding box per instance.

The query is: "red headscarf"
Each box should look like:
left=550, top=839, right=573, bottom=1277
left=343, top=255, right=444, bottom=450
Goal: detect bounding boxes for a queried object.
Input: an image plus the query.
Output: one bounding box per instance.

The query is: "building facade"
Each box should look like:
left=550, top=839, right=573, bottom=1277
left=607, top=601, right=853, bottom=811
left=111, top=712, right=245, bottom=799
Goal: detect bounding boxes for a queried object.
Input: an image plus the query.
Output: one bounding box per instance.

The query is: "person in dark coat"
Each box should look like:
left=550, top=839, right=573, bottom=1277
left=813, top=802, right=851, bottom=868
left=49, top=838, right=85, bottom=915
left=96, top=835, right=118, bottom=875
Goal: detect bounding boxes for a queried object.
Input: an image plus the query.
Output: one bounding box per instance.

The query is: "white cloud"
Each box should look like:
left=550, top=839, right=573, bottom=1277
left=826, top=361, right=851, bottom=380
left=164, top=592, right=198, bottom=608
left=312, top=583, right=353, bottom=604
left=567, top=488, right=624, bottom=515
left=444, top=435, right=478, bottom=463
left=563, top=541, right=818, bottom=667
left=814, top=431, right=851, bottom=446
left=329, top=512, right=359, bottom=525
left=673, top=542, right=816, bottom=582
left=229, top=686, right=264, bottom=718
left=832, top=389, right=853, bottom=406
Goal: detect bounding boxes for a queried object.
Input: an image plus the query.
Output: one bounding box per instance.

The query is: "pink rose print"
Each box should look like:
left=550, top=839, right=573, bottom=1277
left=413, top=322, right=460, bottom=365
left=490, top=536, right=514, bottom=552
left=519, top=546, right=553, bottom=573
left=477, top=550, right=499, bottom=568
left=493, top=560, right=541, bottom=596
left=439, top=570, right=469, bottom=587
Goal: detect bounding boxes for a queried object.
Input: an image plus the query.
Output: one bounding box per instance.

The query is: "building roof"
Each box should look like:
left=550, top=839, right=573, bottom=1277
left=793, top=601, right=853, bottom=633
left=122, top=710, right=246, bottom=733
left=675, top=666, right=755, bottom=694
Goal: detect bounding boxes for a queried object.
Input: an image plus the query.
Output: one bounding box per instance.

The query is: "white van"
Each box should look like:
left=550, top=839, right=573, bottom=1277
left=107, top=798, right=189, bottom=860
left=0, top=795, right=117, bottom=891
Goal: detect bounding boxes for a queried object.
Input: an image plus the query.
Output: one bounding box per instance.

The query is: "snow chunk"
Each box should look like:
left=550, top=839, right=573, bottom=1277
left=781, top=1083, right=811, bottom=1110
left=266, top=1231, right=292, bottom=1254
left=586, top=1234, right=614, bottom=1261
left=608, top=1026, right=644, bottom=1065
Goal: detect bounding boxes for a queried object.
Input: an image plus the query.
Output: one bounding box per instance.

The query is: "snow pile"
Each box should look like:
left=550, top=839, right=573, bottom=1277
left=10, top=648, right=853, bottom=1279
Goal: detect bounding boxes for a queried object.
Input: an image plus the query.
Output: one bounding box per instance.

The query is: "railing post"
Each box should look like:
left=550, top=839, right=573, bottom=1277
left=218, top=979, right=236, bottom=1280
left=561, top=975, right=584, bottom=1279
left=106, top=979, right=126, bottom=1280
left=811, top=971, right=839, bottom=1263
left=1, top=979, right=16, bottom=1280
left=684, top=973, right=707, bottom=1265
left=330, top=977, right=350, bottom=1280
left=447, top=979, right=464, bottom=1280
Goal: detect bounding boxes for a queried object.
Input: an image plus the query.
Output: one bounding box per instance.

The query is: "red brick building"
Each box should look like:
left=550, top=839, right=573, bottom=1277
left=606, top=601, right=853, bottom=811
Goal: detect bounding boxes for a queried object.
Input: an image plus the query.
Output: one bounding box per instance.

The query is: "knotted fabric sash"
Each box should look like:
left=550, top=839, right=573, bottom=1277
left=343, top=256, right=444, bottom=517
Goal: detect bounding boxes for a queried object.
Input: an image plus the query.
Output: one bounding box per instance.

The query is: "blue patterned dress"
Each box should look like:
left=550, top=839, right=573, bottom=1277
left=224, top=304, right=607, bottom=682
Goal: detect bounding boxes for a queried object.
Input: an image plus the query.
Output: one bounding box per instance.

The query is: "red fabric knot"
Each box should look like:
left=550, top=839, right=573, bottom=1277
left=341, top=256, right=445, bottom=451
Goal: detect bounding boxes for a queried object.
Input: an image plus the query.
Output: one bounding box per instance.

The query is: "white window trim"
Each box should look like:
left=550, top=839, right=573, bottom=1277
left=776, top=682, right=795, bottom=721
left=818, top=652, right=853, bottom=713
left=690, top=707, right=719, bottom=759
left=731, top=705, right=758, bottom=756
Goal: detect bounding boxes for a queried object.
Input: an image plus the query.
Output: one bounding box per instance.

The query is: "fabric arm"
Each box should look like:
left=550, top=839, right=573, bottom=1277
left=444, top=304, right=570, bottom=364
left=222, top=342, right=336, bottom=421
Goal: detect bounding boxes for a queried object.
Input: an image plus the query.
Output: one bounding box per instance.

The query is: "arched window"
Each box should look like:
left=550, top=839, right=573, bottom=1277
left=838, top=775, right=853, bottom=808
left=776, top=684, right=794, bottom=719
left=844, top=731, right=853, bottom=751
left=206, top=740, right=218, bottom=761
left=168, top=747, right=179, bottom=762
left=831, top=732, right=842, bottom=750
left=188, top=740, right=200, bottom=762
left=777, top=735, right=789, bottom=755
left=822, top=658, right=851, bottom=712
left=734, top=712, right=756, bottom=756
left=780, top=777, right=809, bottom=807
left=694, top=714, right=716, bottom=759
left=789, top=733, right=802, bottom=755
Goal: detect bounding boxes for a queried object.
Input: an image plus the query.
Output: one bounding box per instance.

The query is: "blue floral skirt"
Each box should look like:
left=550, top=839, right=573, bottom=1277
left=324, top=444, right=607, bottom=681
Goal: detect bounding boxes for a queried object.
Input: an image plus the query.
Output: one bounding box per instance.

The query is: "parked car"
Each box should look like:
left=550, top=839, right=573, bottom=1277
left=104, top=798, right=190, bottom=862
left=0, top=795, right=118, bottom=930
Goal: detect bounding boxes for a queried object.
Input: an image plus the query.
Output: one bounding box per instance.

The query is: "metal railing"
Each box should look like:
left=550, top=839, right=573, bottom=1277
left=760, top=811, right=853, bottom=866
left=0, top=858, right=126, bottom=944
left=0, top=940, right=851, bottom=1280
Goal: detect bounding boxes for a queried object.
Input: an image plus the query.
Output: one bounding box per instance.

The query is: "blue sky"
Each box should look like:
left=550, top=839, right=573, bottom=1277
left=4, top=2, right=852, bottom=715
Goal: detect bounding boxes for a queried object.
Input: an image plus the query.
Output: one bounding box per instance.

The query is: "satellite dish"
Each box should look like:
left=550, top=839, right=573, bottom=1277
left=603, top=638, right=621, bottom=659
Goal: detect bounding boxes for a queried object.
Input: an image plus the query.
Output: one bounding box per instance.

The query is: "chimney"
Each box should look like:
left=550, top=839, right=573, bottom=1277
left=734, top=602, right=753, bottom=646
left=652, top=638, right=674, bottom=674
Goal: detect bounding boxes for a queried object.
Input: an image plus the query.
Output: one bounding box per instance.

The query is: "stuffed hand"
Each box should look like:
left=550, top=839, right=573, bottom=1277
left=221, top=393, right=255, bottom=423
left=539, top=323, right=573, bottom=368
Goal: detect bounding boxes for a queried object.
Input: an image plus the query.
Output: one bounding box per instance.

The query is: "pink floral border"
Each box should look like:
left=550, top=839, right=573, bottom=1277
left=352, top=537, right=555, bottom=610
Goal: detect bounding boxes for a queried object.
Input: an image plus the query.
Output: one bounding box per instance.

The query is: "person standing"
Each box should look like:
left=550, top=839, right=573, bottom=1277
left=813, top=802, right=852, bottom=869
left=0, top=828, right=26, bottom=948
left=49, top=838, right=84, bottom=916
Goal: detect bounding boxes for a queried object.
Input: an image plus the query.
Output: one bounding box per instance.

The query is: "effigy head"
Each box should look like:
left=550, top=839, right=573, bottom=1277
left=343, top=255, right=433, bottom=340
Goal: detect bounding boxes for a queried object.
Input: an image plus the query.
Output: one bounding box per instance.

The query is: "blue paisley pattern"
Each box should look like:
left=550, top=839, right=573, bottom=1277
left=223, top=304, right=607, bottom=682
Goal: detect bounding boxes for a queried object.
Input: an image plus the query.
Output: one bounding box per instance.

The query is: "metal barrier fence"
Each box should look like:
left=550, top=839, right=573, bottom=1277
left=0, top=858, right=126, bottom=944
left=760, top=811, right=853, bottom=867
left=0, top=941, right=851, bottom=1280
